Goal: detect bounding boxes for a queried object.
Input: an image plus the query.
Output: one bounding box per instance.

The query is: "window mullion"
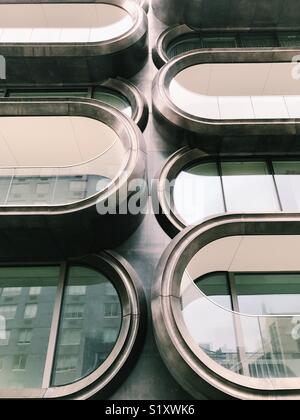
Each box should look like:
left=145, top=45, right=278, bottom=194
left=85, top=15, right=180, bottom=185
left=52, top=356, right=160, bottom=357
left=227, top=272, right=251, bottom=377
left=268, top=158, right=284, bottom=211
left=42, top=262, right=67, bottom=390
left=217, top=159, right=228, bottom=213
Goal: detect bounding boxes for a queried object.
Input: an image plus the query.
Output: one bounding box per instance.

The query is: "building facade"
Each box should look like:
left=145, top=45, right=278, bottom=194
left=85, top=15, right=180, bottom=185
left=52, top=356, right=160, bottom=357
left=0, top=0, right=299, bottom=400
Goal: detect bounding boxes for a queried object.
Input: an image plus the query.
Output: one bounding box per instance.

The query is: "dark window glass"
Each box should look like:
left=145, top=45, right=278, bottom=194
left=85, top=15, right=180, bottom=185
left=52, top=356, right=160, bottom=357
left=0, top=266, right=59, bottom=389
left=278, top=32, right=300, bottom=47
left=202, top=35, right=237, bottom=48
left=240, top=33, right=278, bottom=47
left=52, top=266, right=122, bottom=387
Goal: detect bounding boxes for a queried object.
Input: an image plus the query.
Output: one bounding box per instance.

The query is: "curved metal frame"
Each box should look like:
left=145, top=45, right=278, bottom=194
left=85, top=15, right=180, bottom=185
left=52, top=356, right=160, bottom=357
left=152, top=213, right=300, bottom=400
left=0, top=0, right=148, bottom=83
left=101, top=78, right=149, bottom=131
left=153, top=50, right=300, bottom=154
left=0, top=251, right=147, bottom=400
left=153, top=147, right=300, bottom=238
left=153, top=25, right=300, bottom=68
left=0, top=78, right=149, bottom=131
left=0, top=97, right=147, bottom=257
left=0, top=97, right=146, bottom=215
left=152, top=0, right=300, bottom=28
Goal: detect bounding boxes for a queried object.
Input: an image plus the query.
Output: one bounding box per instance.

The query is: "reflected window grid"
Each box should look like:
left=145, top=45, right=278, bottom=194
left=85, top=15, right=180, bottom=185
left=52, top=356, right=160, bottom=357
left=172, top=158, right=300, bottom=226
left=0, top=264, right=122, bottom=390
left=183, top=270, right=300, bottom=380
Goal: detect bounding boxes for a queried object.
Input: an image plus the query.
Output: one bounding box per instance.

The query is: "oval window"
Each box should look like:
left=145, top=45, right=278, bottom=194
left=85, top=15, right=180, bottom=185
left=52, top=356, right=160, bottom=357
left=0, top=3, right=134, bottom=43
left=0, top=264, right=120, bottom=389
left=155, top=151, right=300, bottom=236
left=153, top=57, right=300, bottom=151
left=0, top=252, right=144, bottom=398
left=153, top=215, right=300, bottom=399
left=0, top=115, right=127, bottom=206
left=154, top=26, right=300, bottom=67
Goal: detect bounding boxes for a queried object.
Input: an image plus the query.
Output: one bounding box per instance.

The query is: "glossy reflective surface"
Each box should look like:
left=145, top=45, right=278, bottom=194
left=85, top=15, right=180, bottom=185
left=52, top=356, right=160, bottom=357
left=0, top=264, right=122, bottom=389
left=0, top=116, right=127, bottom=206
left=173, top=162, right=224, bottom=225
left=166, top=31, right=300, bottom=59
left=172, top=159, right=300, bottom=225
left=0, top=4, right=134, bottom=43
left=52, top=266, right=122, bottom=387
left=181, top=236, right=300, bottom=380
left=0, top=267, right=59, bottom=388
left=4, top=87, right=133, bottom=118
left=169, top=63, right=300, bottom=120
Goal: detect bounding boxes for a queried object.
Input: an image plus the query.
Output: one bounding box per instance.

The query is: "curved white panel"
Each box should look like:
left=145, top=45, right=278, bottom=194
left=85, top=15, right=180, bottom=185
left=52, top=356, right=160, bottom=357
left=0, top=3, right=134, bottom=43
left=169, top=62, right=300, bottom=120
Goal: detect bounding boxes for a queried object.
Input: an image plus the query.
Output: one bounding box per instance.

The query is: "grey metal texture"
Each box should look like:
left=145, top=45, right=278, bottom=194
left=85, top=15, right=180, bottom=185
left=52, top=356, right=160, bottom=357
left=152, top=50, right=300, bottom=154
left=153, top=25, right=300, bottom=68
left=0, top=97, right=147, bottom=258
left=0, top=0, right=149, bottom=84
left=152, top=0, right=300, bottom=29
left=0, top=78, right=149, bottom=131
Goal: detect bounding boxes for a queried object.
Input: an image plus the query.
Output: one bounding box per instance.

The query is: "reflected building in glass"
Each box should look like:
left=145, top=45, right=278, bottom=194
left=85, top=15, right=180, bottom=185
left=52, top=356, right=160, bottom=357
left=1, top=0, right=300, bottom=402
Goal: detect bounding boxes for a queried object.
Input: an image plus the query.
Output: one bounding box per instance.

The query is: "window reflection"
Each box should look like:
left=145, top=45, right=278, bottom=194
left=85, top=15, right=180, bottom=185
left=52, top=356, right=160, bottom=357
left=182, top=270, right=300, bottom=379
left=173, top=162, right=224, bottom=225
left=166, top=31, right=300, bottom=59
left=221, top=161, right=280, bottom=213
left=0, top=266, right=59, bottom=389
left=0, top=263, right=123, bottom=390
left=52, top=266, right=122, bottom=387
left=273, top=161, right=300, bottom=211
left=172, top=158, right=300, bottom=225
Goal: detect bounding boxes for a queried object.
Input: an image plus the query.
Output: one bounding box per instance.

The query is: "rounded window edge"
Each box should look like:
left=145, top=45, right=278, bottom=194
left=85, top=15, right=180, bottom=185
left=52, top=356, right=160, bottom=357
left=0, top=97, right=146, bottom=215
left=0, top=79, right=149, bottom=132
left=153, top=26, right=300, bottom=68
left=0, top=97, right=147, bottom=255
left=0, top=1, right=148, bottom=83
left=0, top=251, right=147, bottom=400
left=152, top=51, right=300, bottom=154
left=153, top=147, right=300, bottom=239
left=152, top=213, right=300, bottom=400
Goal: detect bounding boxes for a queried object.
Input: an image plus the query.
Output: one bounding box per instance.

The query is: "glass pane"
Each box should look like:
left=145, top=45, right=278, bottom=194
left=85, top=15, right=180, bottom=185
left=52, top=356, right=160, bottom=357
left=173, top=162, right=225, bottom=225
left=181, top=273, right=239, bottom=373
left=92, top=88, right=132, bottom=118
left=7, top=90, right=88, bottom=98
left=0, top=266, right=59, bottom=389
left=278, top=32, right=300, bottom=47
left=240, top=33, right=277, bottom=47
left=235, top=273, right=300, bottom=315
left=167, top=35, right=203, bottom=59
left=195, top=272, right=232, bottom=309
left=202, top=35, right=237, bottom=48
left=52, top=266, right=122, bottom=387
left=273, top=161, right=300, bottom=211
left=221, top=161, right=280, bottom=212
